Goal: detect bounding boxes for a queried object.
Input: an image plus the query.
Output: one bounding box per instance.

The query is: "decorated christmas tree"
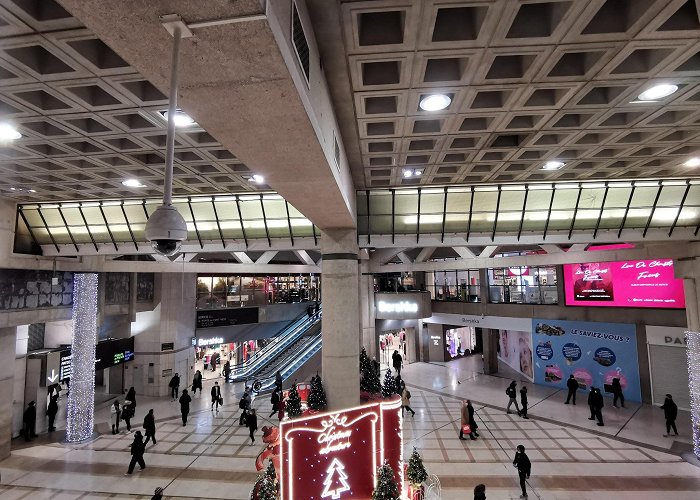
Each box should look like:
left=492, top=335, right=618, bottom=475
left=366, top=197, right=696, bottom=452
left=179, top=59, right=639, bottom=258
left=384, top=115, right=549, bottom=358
left=251, top=460, right=279, bottom=500
left=360, top=347, right=382, bottom=394
left=286, top=383, right=303, bottom=418
left=308, top=375, right=327, bottom=411
left=372, top=461, right=400, bottom=500
left=382, top=368, right=396, bottom=398
left=406, top=448, right=428, bottom=487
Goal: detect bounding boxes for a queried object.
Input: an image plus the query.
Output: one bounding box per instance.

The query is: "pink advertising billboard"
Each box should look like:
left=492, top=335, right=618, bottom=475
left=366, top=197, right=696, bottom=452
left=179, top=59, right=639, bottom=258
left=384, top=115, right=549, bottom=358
left=564, top=259, right=685, bottom=309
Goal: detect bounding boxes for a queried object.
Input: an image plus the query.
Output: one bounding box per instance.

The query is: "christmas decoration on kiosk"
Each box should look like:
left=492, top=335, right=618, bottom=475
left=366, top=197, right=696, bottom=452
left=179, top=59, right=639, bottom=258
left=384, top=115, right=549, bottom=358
left=308, top=374, right=328, bottom=411
left=406, top=447, right=428, bottom=499
left=255, top=426, right=281, bottom=472
left=66, top=273, right=99, bottom=443
left=382, top=369, right=397, bottom=398
left=372, top=461, right=401, bottom=500
left=251, top=460, right=280, bottom=500
left=686, top=330, right=700, bottom=459
left=286, top=383, right=303, bottom=419
left=360, top=347, right=382, bottom=396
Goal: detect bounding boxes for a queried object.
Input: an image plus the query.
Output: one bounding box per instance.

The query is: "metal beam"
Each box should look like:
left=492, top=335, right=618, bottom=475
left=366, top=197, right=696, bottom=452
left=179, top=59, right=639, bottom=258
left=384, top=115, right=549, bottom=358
left=187, top=197, right=203, bottom=249
left=259, top=194, right=271, bottom=247
left=99, top=201, right=118, bottom=252
left=17, top=207, right=40, bottom=250
left=255, top=251, right=278, bottom=264
left=440, top=186, right=448, bottom=243
left=235, top=195, right=248, bottom=248
left=491, top=185, right=502, bottom=242
left=567, top=184, right=582, bottom=241
left=57, top=204, right=79, bottom=252
left=120, top=200, right=138, bottom=250
left=391, top=189, right=395, bottom=244
left=211, top=198, right=226, bottom=248
left=416, top=187, right=422, bottom=244
left=642, top=182, right=663, bottom=238
left=285, top=201, right=294, bottom=247
left=592, top=182, right=609, bottom=240
left=517, top=185, right=529, bottom=242
left=78, top=202, right=98, bottom=252
left=365, top=189, right=371, bottom=245
left=542, top=185, right=555, bottom=240
left=668, top=181, right=691, bottom=237
left=617, top=184, right=636, bottom=239
left=466, top=186, right=474, bottom=241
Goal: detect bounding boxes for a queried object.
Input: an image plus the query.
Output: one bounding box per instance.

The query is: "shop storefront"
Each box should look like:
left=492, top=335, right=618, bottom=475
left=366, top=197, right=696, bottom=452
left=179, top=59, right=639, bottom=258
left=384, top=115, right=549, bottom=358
left=422, top=324, right=480, bottom=362
left=646, top=325, right=690, bottom=409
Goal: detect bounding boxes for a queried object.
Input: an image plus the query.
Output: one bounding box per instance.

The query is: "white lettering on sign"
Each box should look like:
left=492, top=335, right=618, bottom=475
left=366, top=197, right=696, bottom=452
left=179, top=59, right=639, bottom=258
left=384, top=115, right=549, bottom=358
left=318, top=414, right=353, bottom=455
left=377, top=301, right=418, bottom=314
left=197, top=337, right=223, bottom=347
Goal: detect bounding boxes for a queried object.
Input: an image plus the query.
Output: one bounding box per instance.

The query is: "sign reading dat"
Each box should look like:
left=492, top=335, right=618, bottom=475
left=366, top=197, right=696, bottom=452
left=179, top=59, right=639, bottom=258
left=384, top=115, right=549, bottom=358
left=279, top=398, right=403, bottom=500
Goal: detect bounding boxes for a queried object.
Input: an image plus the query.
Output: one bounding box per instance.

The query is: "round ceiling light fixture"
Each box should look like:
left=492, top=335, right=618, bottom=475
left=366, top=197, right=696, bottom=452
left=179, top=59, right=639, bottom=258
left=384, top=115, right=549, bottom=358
left=0, top=123, right=22, bottom=141
left=542, top=160, right=565, bottom=170
left=249, top=174, right=264, bottom=184
left=161, top=109, right=196, bottom=127
left=637, top=84, right=678, bottom=101
left=684, top=157, right=700, bottom=167
left=403, top=169, right=414, bottom=178
left=419, top=94, right=451, bottom=111
left=122, top=179, right=146, bottom=188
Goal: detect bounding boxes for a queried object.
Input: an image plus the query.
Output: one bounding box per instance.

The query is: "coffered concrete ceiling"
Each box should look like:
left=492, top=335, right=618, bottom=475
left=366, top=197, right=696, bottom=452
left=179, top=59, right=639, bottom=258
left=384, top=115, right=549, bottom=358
left=310, top=0, right=700, bottom=189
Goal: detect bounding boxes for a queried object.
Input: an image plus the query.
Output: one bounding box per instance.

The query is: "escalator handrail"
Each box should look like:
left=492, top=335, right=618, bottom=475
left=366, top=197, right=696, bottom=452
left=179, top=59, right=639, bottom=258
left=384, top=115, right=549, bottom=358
left=254, top=329, right=320, bottom=378
left=254, top=332, right=322, bottom=393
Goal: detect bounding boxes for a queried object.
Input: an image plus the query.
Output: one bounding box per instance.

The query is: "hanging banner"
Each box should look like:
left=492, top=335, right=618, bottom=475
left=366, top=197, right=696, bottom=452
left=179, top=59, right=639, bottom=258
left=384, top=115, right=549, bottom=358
left=532, top=318, right=641, bottom=402
left=279, top=398, right=403, bottom=500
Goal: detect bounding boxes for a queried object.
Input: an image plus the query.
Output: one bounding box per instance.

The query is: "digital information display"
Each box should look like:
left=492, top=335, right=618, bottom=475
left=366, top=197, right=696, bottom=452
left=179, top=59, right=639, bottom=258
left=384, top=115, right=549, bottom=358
left=58, top=336, right=135, bottom=381
left=564, top=259, right=685, bottom=309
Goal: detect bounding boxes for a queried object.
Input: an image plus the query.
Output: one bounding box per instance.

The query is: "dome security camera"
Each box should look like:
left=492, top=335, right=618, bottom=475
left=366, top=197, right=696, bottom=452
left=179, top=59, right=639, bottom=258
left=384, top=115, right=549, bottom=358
left=145, top=205, right=187, bottom=256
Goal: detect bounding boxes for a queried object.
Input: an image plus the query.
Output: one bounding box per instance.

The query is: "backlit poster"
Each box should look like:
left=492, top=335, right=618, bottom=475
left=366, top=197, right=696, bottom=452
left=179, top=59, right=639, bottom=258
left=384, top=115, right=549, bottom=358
left=564, top=259, right=685, bottom=308
left=532, top=319, right=641, bottom=402
left=498, top=330, right=534, bottom=380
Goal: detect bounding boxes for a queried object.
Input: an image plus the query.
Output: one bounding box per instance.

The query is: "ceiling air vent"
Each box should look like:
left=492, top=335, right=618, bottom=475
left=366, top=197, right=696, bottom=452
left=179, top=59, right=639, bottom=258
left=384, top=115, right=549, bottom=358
left=292, top=1, right=310, bottom=84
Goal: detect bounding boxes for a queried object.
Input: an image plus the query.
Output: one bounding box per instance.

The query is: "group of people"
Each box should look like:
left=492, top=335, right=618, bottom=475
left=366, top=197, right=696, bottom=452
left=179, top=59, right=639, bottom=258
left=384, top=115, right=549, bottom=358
left=505, top=381, right=529, bottom=419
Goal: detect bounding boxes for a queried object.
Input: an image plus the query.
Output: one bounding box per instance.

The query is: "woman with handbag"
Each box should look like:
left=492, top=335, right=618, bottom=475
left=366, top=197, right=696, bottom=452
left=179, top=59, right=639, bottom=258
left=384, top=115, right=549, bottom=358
left=459, top=400, right=478, bottom=440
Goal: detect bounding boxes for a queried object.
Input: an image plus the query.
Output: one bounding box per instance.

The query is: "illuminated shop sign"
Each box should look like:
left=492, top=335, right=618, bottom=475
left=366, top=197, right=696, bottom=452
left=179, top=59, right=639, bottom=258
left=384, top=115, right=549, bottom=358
left=280, top=398, right=403, bottom=500
left=374, top=292, right=432, bottom=319
left=377, top=300, right=418, bottom=313
left=197, top=337, right=224, bottom=346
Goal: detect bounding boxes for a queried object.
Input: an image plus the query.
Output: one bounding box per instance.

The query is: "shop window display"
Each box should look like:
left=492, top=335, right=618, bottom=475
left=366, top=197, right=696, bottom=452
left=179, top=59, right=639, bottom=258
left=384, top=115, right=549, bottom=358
left=378, top=328, right=408, bottom=370
left=426, top=269, right=480, bottom=302
left=488, top=266, right=558, bottom=305
left=196, top=273, right=321, bottom=309
left=445, top=327, right=476, bottom=359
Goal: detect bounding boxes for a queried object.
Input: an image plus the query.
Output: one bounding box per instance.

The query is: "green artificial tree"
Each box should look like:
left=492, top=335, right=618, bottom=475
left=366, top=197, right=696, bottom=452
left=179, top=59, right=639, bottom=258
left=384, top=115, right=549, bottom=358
left=360, top=347, right=382, bottom=394
left=406, top=448, right=428, bottom=487
left=308, top=375, right=328, bottom=411
left=251, top=460, right=279, bottom=500
left=372, top=461, right=400, bottom=500
left=286, top=383, right=303, bottom=418
left=382, top=368, right=396, bottom=398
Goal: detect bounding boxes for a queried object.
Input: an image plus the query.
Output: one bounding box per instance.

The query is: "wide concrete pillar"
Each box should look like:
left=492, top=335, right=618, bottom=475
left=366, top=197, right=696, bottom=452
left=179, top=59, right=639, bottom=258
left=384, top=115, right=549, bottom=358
left=0, top=327, right=16, bottom=459
left=481, top=328, right=499, bottom=375
left=321, top=229, right=360, bottom=410
left=359, top=257, right=376, bottom=360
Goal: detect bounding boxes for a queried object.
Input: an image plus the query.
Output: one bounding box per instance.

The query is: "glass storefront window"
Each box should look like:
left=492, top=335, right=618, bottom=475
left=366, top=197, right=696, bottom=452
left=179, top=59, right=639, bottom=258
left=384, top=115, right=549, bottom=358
left=429, top=269, right=480, bottom=302
left=488, top=266, right=558, bottom=304
left=196, top=274, right=321, bottom=309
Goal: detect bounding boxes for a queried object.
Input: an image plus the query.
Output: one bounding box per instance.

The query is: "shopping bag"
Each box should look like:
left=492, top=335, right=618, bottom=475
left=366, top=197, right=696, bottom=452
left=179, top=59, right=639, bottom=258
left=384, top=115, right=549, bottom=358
left=462, top=424, right=471, bottom=434
left=219, top=397, right=224, bottom=405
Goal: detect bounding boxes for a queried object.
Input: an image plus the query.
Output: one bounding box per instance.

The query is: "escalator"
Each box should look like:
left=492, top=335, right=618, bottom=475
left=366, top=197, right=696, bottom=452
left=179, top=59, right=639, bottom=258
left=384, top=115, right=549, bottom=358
left=229, top=306, right=321, bottom=382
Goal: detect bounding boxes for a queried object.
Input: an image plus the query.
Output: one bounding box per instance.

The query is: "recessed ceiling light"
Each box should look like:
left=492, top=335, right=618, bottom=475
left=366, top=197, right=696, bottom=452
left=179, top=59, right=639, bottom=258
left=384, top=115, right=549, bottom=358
left=542, top=161, right=565, bottom=171
left=684, top=157, right=700, bottom=167
left=414, top=169, right=423, bottom=176
left=419, top=94, right=451, bottom=111
left=637, top=84, right=678, bottom=102
left=160, top=109, right=196, bottom=127
left=403, top=169, right=414, bottom=178
left=122, top=179, right=146, bottom=188
left=249, top=174, right=264, bottom=184
left=0, top=123, right=21, bottom=141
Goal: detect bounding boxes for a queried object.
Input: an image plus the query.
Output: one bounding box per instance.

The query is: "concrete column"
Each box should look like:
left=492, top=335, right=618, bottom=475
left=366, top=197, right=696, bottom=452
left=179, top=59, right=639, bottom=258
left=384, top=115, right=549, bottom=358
left=359, top=258, right=376, bottom=359
left=0, top=327, right=16, bottom=459
left=482, top=328, right=499, bottom=375
left=478, top=268, right=489, bottom=308
left=321, top=229, right=360, bottom=410
left=0, top=198, right=17, bottom=268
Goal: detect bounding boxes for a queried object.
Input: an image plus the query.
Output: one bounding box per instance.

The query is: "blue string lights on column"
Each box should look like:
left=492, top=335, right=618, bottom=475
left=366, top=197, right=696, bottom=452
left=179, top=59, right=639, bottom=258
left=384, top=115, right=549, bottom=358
left=687, top=330, right=700, bottom=459
left=66, top=273, right=98, bottom=443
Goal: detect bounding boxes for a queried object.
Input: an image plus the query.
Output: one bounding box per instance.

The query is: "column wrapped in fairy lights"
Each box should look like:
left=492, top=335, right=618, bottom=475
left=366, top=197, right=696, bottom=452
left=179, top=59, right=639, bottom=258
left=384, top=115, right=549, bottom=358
left=687, top=331, right=700, bottom=459
left=66, top=273, right=99, bottom=442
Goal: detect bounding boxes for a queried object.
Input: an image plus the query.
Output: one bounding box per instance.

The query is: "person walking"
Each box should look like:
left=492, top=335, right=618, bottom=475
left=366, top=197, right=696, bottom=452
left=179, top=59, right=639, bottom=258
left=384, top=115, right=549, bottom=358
left=392, top=350, right=403, bottom=376
left=239, top=391, right=251, bottom=425
left=474, top=484, right=486, bottom=500
left=47, top=395, right=58, bottom=432
left=660, top=394, right=679, bottom=437
left=169, top=373, right=180, bottom=400
left=565, top=375, right=579, bottom=405
left=122, top=398, right=134, bottom=432
left=506, top=381, right=521, bottom=415
left=314, top=301, right=320, bottom=317
left=400, top=384, right=416, bottom=417
left=192, top=370, right=203, bottom=396
left=611, top=377, right=625, bottom=408
left=520, top=386, right=529, bottom=419
left=247, top=408, right=258, bottom=445
left=512, top=444, right=531, bottom=499
left=307, top=303, right=314, bottom=319
left=275, top=371, right=283, bottom=392
left=23, top=401, right=37, bottom=441
left=211, top=381, right=222, bottom=412
left=589, top=387, right=604, bottom=426
left=126, top=387, right=136, bottom=409
left=125, top=431, right=146, bottom=475
left=110, top=400, right=121, bottom=435
left=143, top=409, right=157, bottom=445
left=179, top=389, right=191, bottom=426
left=278, top=393, right=286, bottom=421
left=459, top=400, right=477, bottom=440
left=270, top=389, right=280, bottom=418
left=223, top=361, right=231, bottom=383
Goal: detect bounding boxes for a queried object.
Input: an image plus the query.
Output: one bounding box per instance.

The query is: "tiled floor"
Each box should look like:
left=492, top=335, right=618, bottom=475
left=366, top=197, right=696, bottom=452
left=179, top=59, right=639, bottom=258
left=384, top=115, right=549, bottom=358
left=1, top=358, right=699, bottom=499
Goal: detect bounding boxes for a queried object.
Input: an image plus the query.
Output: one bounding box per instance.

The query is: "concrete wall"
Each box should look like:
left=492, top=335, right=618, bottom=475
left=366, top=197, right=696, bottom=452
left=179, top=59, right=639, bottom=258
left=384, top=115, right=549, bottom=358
left=44, top=319, right=73, bottom=348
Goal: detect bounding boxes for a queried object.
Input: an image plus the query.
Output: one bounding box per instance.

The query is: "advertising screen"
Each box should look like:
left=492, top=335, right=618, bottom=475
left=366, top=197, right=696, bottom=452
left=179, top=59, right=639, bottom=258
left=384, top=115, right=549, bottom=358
left=532, top=318, right=641, bottom=402
left=563, top=259, right=685, bottom=309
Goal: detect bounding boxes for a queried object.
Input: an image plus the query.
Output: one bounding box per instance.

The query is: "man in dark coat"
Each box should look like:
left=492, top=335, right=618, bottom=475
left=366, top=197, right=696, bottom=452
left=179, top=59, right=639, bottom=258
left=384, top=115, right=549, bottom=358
left=512, top=444, right=531, bottom=498
left=591, top=387, right=604, bottom=426
left=247, top=409, right=258, bottom=445
left=519, top=386, right=529, bottom=419
left=143, top=409, right=157, bottom=445
left=587, top=387, right=597, bottom=421
left=565, top=375, right=579, bottom=405
left=23, top=401, right=37, bottom=441
left=47, top=396, right=58, bottom=432
left=239, top=391, right=251, bottom=425
left=660, top=394, right=679, bottom=437
left=611, top=377, right=625, bottom=408
left=179, top=389, right=192, bottom=426
left=506, top=381, right=521, bottom=415
left=169, top=373, right=180, bottom=400
left=125, top=431, right=146, bottom=475
left=270, top=389, right=280, bottom=418
left=223, top=361, right=231, bottom=383
left=392, top=350, right=403, bottom=376
left=211, top=381, right=222, bottom=411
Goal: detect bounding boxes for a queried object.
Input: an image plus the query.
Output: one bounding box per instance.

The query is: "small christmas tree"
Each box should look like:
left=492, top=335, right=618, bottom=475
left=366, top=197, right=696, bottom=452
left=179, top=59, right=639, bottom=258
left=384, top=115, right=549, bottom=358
left=251, top=460, right=279, bottom=500
left=360, top=347, right=371, bottom=391
left=308, top=375, right=327, bottom=411
left=382, top=369, right=396, bottom=398
left=372, top=461, right=400, bottom=500
left=406, top=448, right=428, bottom=487
left=360, top=347, right=382, bottom=394
left=286, top=383, right=303, bottom=418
